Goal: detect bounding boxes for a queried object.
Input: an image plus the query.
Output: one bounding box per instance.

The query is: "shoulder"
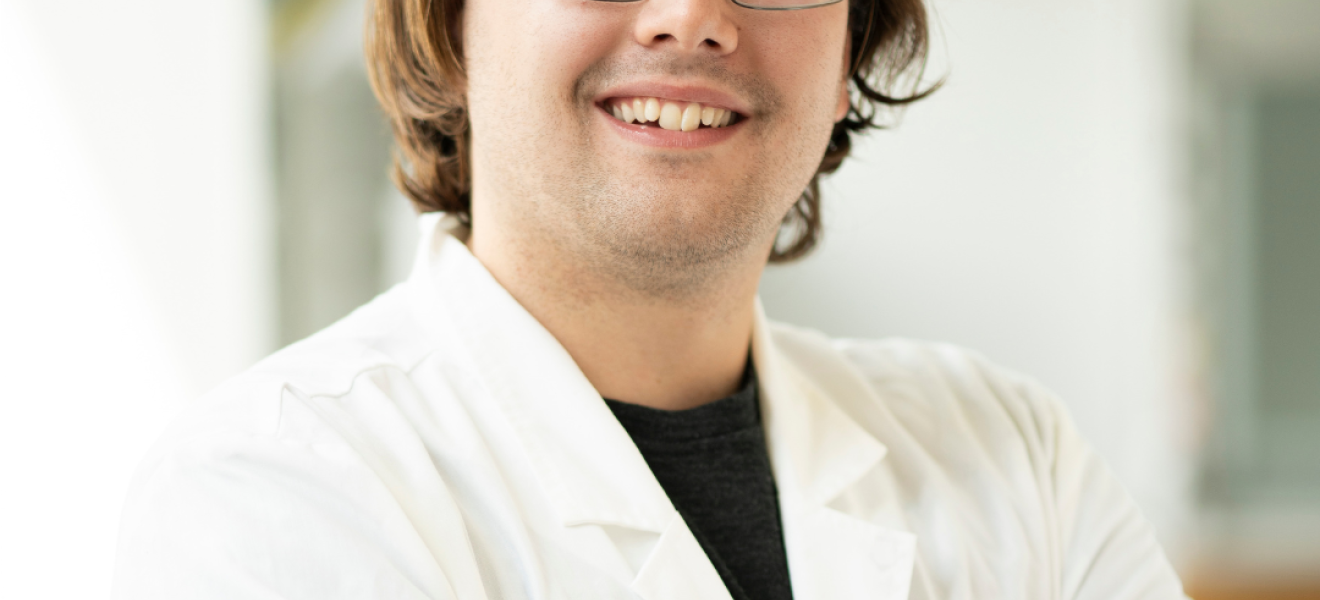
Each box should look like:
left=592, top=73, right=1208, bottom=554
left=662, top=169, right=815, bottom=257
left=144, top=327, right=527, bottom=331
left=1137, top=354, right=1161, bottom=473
left=122, top=282, right=463, bottom=532
left=766, top=330, right=1187, bottom=597
left=126, top=284, right=440, bottom=500
left=150, top=285, right=434, bottom=445
left=767, top=321, right=1067, bottom=465
left=116, top=285, right=472, bottom=598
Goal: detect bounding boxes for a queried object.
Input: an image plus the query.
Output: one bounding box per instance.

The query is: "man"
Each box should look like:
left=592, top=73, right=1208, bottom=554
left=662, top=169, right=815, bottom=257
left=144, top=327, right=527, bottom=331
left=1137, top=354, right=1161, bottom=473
left=114, top=0, right=1188, bottom=598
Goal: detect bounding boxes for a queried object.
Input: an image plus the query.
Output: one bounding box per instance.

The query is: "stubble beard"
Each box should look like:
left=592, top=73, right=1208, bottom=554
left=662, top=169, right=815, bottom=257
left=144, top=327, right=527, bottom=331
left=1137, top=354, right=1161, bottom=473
left=554, top=146, right=785, bottom=299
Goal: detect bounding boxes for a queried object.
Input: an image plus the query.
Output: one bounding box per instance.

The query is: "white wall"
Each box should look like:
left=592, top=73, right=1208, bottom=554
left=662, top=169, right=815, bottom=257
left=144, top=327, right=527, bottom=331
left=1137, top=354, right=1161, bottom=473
left=761, top=0, right=1197, bottom=561
left=0, top=1, right=271, bottom=597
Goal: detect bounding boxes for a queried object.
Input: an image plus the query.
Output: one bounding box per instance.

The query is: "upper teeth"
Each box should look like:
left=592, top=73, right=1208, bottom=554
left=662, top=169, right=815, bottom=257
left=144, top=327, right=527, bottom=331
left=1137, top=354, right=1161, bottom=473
left=609, top=97, right=736, bottom=131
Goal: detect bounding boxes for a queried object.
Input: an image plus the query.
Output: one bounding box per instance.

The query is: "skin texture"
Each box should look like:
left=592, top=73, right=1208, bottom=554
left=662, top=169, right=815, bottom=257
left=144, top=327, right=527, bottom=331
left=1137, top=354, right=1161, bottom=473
left=465, top=0, right=851, bottom=410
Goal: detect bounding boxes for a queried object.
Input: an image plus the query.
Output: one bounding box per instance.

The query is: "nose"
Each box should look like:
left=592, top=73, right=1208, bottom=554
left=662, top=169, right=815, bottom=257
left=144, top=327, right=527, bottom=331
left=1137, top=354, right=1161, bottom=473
left=633, top=0, right=739, bottom=56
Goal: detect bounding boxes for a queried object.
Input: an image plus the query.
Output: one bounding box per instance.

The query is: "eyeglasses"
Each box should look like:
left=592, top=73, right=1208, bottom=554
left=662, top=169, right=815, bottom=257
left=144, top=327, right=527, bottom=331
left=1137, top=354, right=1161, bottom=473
left=590, top=0, right=844, bottom=11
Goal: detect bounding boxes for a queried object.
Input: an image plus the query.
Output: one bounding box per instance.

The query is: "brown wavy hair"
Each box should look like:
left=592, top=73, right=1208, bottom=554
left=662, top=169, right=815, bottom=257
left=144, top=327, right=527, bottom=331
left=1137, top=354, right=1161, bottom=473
left=366, top=0, right=935, bottom=262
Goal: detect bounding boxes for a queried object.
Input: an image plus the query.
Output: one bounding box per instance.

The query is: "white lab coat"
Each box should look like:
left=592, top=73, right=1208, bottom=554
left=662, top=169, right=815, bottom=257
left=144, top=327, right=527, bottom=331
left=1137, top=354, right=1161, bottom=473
left=113, top=213, right=1187, bottom=600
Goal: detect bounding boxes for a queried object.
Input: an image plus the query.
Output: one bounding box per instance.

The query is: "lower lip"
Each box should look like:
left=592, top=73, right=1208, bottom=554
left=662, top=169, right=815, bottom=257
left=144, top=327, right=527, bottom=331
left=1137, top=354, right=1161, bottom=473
left=598, top=104, right=741, bottom=149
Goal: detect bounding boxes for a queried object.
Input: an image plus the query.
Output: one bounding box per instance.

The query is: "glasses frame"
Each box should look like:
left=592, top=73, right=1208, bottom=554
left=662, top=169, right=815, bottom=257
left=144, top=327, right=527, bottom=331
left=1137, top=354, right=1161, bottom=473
left=590, top=0, right=846, bottom=11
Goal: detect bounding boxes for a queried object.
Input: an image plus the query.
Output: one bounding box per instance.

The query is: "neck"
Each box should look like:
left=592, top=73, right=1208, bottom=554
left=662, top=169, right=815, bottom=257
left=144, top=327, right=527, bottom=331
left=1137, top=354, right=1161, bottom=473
left=469, top=222, right=769, bottom=411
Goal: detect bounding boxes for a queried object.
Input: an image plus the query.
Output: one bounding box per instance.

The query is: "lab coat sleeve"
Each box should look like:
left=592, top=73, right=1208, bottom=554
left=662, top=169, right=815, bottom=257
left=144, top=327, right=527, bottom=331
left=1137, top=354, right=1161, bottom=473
left=112, top=392, right=468, bottom=600
left=1021, top=381, right=1190, bottom=600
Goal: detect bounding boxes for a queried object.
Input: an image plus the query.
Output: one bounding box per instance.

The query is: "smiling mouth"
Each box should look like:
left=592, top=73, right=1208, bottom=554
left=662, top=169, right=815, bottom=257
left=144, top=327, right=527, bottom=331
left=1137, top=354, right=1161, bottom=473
left=604, top=97, right=742, bottom=132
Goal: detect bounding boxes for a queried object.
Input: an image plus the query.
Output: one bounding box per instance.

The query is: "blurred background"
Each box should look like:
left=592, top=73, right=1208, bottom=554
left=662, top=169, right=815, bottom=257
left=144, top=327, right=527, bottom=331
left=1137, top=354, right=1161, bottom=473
left=1, top=0, right=1317, bottom=597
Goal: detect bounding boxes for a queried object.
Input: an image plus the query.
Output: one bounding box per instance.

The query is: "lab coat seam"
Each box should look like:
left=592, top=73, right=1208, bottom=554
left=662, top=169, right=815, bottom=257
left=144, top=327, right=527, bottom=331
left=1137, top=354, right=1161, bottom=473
left=973, top=370, right=1072, bottom=598
left=282, top=357, right=430, bottom=405
left=1026, top=382, right=1069, bottom=600
left=274, top=383, right=288, bottom=437
left=946, top=351, right=1062, bottom=580
left=1062, top=509, right=1127, bottom=600
left=260, top=349, right=442, bottom=445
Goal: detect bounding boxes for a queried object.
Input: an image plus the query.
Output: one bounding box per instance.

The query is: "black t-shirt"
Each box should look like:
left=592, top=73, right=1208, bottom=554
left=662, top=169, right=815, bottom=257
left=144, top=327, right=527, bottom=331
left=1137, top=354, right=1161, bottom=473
left=603, top=370, right=794, bottom=600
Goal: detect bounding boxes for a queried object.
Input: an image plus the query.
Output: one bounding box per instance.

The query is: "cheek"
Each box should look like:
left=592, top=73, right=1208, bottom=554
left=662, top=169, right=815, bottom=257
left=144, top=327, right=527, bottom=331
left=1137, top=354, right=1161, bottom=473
left=773, top=26, right=847, bottom=122
left=745, top=15, right=849, bottom=169
left=465, top=2, right=619, bottom=121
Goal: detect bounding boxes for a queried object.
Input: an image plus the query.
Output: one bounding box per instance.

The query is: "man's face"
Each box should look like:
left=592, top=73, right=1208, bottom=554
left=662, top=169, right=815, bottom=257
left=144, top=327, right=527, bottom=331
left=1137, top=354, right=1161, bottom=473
left=465, top=0, right=851, bottom=290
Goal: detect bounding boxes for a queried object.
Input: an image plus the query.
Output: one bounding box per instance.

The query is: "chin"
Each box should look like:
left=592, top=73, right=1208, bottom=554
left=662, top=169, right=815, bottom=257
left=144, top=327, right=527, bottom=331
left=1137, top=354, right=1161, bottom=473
left=551, top=146, right=805, bottom=285
left=573, top=185, right=778, bottom=280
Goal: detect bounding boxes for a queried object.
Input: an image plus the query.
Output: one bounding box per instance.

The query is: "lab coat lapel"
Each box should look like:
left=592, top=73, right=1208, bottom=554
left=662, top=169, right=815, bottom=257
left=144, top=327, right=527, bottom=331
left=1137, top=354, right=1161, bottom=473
left=630, top=514, right=735, bottom=600
left=410, top=216, right=732, bottom=600
left=752, top=301, right=917, bottom=600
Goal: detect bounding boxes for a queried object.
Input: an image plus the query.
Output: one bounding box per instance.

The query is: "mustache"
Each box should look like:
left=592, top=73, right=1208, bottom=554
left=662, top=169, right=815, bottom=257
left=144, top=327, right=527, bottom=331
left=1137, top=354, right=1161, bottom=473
left=573, top=53, right=782, bottom=118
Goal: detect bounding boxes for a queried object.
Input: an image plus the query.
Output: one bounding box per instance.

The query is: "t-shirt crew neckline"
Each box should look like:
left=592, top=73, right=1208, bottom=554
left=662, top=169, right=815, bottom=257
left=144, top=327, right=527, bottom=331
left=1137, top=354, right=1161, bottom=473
left=603, top=370, right=760, bottom=442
